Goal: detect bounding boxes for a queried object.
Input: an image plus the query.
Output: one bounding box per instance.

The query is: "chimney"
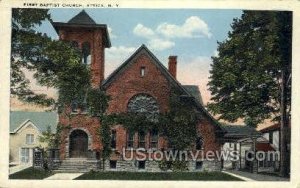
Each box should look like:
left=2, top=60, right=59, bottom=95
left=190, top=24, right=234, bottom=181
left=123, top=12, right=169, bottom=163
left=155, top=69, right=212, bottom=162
left=168, top=56, right=177, bottom=79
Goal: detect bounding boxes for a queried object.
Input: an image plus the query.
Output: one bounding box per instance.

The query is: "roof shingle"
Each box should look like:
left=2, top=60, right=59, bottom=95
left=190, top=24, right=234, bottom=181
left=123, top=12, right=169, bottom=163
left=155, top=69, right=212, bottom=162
left=68, top=10, right=96, bottom=25
left=222, top=124, right=261, bottom=138
left=10, top=111, right=58, bottom=133
left=182, top=85, right=203, bottom=105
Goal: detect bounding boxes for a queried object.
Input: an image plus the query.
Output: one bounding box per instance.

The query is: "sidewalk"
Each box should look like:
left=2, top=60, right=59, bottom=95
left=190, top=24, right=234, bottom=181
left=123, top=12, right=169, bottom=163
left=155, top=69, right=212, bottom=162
left=44, top=173, right=83, bottom=180
left=223, top=170, right=289, bottom=181
left=9, top=164, right=31, bottom=175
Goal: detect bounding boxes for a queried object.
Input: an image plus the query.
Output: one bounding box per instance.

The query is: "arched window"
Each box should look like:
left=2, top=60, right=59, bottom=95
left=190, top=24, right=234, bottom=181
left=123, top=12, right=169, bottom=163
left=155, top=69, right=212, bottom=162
left=127, top=94, right=159, bottom=121
left=71, top=100, right=78, bottom=113
left=82, top=42, right=91, bottom=65
left=71, top=41, right=79, bottom=48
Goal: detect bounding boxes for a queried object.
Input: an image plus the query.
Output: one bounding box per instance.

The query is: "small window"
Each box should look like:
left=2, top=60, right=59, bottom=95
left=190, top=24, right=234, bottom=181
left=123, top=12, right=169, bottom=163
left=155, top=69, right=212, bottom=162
left=196, top=137, right=203, bottom=150
left=140, top=67, right=145, bottom=77
left=150, top=129, right=158, bottom=149
left=138, top=130, right=146, bottom=148
left=111, top=130, right=116, bottom=149
left=259, top=160, right=264, bottom=167
left=138, top=161, right=146, bottom=169
left=71, top=101, right=78, bottom=113
left=26, top=134, right=34, bottom=144
left=195, top=161, right=203, bottom=170
left=110, top=160, right=117, bottom=169
left=269, top=132, right=273, bottom=144
left=127, top=130, right=134, bottom=148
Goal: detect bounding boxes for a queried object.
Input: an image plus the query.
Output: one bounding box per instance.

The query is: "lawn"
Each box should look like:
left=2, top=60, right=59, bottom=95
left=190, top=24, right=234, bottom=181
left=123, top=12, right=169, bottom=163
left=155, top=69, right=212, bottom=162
left=75, top=171, right=243, bottom=181
left=9, top=167, right=53, bottom=179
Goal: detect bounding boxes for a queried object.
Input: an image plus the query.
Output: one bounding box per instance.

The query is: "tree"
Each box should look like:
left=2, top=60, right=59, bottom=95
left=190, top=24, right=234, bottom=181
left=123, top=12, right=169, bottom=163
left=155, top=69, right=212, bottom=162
left=162, top=88, right=198, bottom=151
left=11, top=8, right=90, bottom=108
left=208, top=11, right=291, bottom=177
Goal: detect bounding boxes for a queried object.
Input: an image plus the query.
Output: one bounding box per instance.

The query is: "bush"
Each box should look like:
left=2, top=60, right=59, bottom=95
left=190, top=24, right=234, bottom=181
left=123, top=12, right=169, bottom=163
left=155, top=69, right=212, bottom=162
left=158, top=160, right=188, bottom=172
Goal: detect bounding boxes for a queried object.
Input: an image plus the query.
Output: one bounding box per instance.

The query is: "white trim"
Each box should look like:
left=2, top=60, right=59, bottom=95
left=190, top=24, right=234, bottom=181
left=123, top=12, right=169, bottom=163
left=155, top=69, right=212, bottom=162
left=19, top=147, right=31, bottom=164
left=11, top=120, right=41, bottom=134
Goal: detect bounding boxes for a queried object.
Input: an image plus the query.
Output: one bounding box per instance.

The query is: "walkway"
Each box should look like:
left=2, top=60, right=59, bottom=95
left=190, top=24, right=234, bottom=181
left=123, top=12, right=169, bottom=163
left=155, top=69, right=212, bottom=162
left=44, top=173, right=83, bottom=180
left=9, top=164, right=31, bottom=175
left=223, top=170, right=289, bottom=181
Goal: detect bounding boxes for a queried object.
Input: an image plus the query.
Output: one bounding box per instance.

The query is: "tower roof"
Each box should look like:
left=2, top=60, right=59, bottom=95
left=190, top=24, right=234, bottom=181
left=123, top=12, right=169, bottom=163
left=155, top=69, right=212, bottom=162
left=67, top=10, right=96, bottom=25
left=51, top=10, right=111, bottom=47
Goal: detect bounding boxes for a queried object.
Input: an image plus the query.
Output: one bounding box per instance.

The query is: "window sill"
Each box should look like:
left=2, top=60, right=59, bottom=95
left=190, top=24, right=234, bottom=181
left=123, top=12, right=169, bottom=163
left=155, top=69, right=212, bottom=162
left=70, top=112, right=88, bottom=115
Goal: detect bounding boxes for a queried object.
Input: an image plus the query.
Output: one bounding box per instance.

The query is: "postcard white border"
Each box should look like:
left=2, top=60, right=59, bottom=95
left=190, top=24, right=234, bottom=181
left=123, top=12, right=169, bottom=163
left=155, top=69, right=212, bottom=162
left=0, top=1, right=300, bottom=188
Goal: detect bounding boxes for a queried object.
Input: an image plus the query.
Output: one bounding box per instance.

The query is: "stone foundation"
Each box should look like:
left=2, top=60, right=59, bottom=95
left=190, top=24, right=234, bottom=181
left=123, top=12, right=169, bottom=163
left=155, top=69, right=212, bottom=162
left=104, top=159, right=221, bottom=172
left=86, top=159, right=101, bottom=171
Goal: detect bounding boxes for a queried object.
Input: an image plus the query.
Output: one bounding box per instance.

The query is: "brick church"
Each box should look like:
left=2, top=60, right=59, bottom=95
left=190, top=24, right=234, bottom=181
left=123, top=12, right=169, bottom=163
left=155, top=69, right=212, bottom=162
left=51, top=10, right=225, bottom=172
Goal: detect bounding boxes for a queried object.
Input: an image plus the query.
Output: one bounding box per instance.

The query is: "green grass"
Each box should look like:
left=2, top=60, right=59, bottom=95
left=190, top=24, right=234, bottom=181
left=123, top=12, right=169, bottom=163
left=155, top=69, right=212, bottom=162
left=75, top=171, right=243, bottom=181
left=9, top=167, right=53, bottom=179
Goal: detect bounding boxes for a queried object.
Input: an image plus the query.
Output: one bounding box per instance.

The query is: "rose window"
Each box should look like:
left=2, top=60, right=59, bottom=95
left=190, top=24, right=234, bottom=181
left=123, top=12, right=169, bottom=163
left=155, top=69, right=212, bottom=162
left=127, top=94, right=159, bottom=120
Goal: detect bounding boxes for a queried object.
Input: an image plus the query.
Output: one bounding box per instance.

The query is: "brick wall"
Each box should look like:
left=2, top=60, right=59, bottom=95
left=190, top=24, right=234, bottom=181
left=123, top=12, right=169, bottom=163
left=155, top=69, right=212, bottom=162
left=58, top=47, right=221, bottom=161
left=106, top=53, right=171, bottom=114
left=59, top=111, right=102, bottom=159
left=105, top=52, right=221, bottom=157
left=59, top=28, right=105, bottom=87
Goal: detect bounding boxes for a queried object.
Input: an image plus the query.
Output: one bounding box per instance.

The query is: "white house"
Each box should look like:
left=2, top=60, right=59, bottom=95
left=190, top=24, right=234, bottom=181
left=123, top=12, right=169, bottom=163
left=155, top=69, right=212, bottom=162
left=221, top=124, right=277, bottom=173
left=260, top=123, right=291, bottom=172
left=9, top=111, right=57, bottom=166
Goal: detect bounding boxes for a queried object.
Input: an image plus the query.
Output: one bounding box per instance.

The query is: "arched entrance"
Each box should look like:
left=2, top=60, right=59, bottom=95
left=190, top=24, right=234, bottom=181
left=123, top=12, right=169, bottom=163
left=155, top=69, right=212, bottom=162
left=69, top=130, right=88, bottom=158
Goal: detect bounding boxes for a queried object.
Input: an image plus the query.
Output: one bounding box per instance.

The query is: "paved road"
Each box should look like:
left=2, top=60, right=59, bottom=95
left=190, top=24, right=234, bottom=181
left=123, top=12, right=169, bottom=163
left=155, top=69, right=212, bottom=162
left=44, top=173, right=83, bottom=180
left=223, top=170, right=289, bottom=181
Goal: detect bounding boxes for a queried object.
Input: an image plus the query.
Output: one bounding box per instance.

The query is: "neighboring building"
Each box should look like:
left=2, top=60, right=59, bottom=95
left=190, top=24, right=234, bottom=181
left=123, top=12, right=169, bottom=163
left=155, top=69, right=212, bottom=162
left=51, top=10, right=225, bottom=172
left=260, top=123, right=291, bottom=172
left=9, top=111, right=57, bottom=165
left=260, top=123, right=282, bottom=151
left=222, top=124, right=278, bottom=173
left=221, top=125, right=261, bottom=170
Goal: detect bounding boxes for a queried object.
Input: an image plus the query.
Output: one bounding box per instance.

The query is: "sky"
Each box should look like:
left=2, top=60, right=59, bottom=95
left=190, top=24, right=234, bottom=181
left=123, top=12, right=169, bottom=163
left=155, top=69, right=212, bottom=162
left=15, top=8, right=243, bottom=111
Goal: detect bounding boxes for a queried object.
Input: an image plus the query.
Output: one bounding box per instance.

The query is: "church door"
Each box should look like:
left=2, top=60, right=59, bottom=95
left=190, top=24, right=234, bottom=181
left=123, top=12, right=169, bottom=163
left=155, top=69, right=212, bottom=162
left=69, top=130, right=88, bottom=158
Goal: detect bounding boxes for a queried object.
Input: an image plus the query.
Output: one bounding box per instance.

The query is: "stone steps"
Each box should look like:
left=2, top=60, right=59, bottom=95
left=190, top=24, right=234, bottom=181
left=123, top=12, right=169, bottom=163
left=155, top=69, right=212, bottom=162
left=54, top=158, right=100, bottom=173
left=53, top=169, right=89, bottom=173
left=55, top=158, right=90, bottom=173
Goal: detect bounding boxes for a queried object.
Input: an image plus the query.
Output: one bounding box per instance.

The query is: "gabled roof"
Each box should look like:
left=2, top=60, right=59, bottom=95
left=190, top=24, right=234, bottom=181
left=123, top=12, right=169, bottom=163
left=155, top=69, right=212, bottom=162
left=67, top=10, right=96, bottom=25
left=102, top=44, right=185, bottom=90
left=260, top=123, right=291, bottom=133
left=222, top=124, right=261, bottom=139
left=10, top=111, right=58, bottom=134
left=101, top=44, right=225, bottom=133
left=260, top=124, right=280, bottom=133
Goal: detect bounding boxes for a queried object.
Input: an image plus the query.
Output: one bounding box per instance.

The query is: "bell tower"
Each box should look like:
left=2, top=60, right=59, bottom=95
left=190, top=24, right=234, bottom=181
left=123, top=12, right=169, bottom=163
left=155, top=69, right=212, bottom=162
left=52, top=10, right=111, bottom=87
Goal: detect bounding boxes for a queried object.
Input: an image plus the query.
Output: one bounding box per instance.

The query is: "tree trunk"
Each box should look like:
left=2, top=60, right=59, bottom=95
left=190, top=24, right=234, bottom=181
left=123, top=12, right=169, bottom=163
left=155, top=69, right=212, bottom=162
left=102, top=158, right=105, bottom=171
left=279, top=69, right=289, bottom=177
